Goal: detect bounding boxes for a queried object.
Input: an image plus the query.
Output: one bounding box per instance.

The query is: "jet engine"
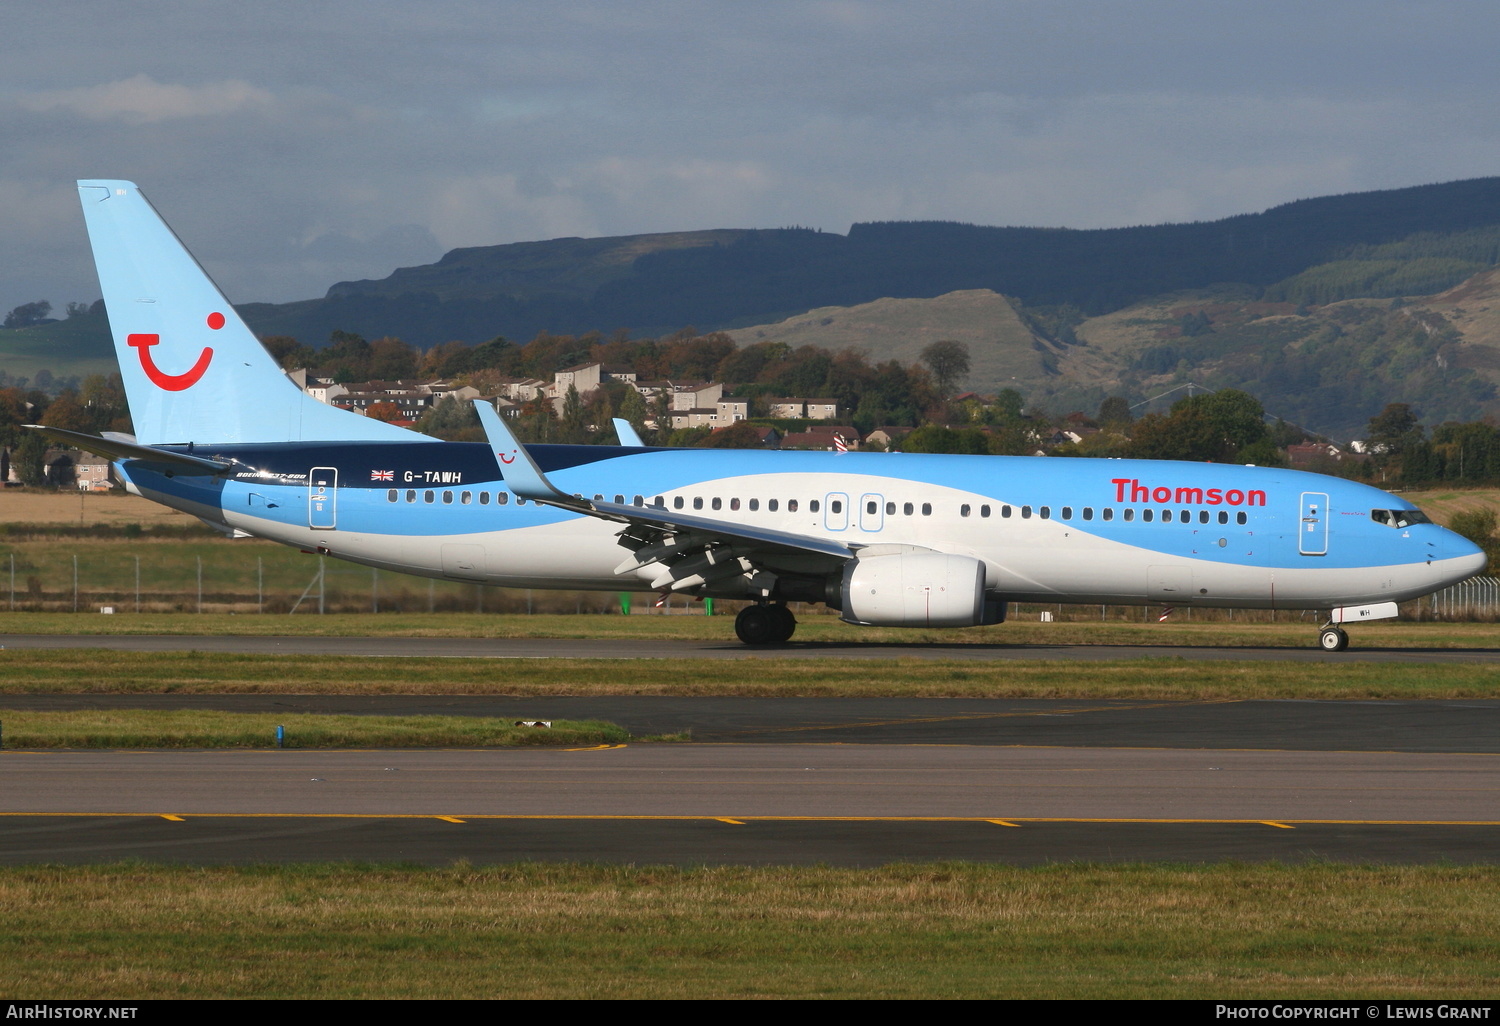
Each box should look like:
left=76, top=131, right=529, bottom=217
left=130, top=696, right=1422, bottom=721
left=839, top=551, right=991, bottom=627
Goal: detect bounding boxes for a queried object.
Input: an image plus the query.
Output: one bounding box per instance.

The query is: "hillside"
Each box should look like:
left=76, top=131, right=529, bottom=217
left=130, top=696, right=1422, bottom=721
left=232, top=176, right=1500, bottom=348
left=727, top=290, right=1054, bottom=395
left=14, top=176, right=1500, bottom=437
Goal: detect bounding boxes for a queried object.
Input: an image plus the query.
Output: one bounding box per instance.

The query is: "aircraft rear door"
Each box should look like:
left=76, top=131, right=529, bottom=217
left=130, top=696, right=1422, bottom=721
left=309, top=467, right=337, bottom=530
left=859, top=492, right=884, bottom=532
left=1299, top=491, right=1328, bottom=556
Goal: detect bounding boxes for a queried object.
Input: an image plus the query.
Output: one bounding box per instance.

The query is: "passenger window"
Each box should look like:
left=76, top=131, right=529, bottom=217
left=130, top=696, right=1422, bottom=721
left=867, top=501, right=877, bottom=515
left=387, top=489, right=397, bottom=502
left=809, top=499, right=820, bottom=512
left=1103, top=508, right=1113, bottom=521
left=498, top=493, right=509, bottom=505
left=594, top=494, right=604, bottom=502
left=614, top=494, right=625, bottom=504
left=653, top=496, right=664, bottom=508
left=904, top=502, right=914, bottom=516
left=960, top=504, right=971, bottom=517
left=517, top=497, right=527, bottom=505
left=980, top=505, right=991, bottom=518
left=1159, top=509, right=1170, bottom=522
left=674, top=496, right=684, bottom=510
left=461, top=491, right=472, bottom=505
left=769, top=499, right=779, bottom=512
left=1179, top=509, right=1189, bottom=522
left=479, top=492, right=489, bottom=505
left=633, top=495, right=644, bottom=507
left=1039, top=506, right=1050, bottom=519
left=1001, top=506, right=1012, bottom=518
left=749, top=499, right=760, bottom=511
left=1123, top=509, right=1134, bottom=522
left=1021, top=505, right=1032, bottom=519
left=424, top=490, right=435, bottom=504
left=693, top=497, right=704, bottom=510
left=1061, top=507, right=1072, bottom=520
left=730, top=498, right=740, bottom=511
left=830, top=500, right=841, bottom=514
left=1082, top=507, right=1093, bottom=521
left=1199, top=510, right=1209, bottom=524
left=886, top=501, right=896, bottom=515
left=788, top=499, right=798, bottom=512
left=1143, top=509, right=1154, bottom=523
left=712, top=497, right=722, bottom=511
left=406, top=489, right=417, bottom=503
left=1218, top=511, right=1229, bottom=524
left=1236, top=511, right=1247, bottom=525
left=921, top=502, right=932, bottom=516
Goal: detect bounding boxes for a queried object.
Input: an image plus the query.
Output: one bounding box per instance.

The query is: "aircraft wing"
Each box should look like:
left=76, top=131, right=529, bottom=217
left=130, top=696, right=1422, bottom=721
left=473, top=402, right=852, bottom=593
left=23, top=425, right=233, bottom=474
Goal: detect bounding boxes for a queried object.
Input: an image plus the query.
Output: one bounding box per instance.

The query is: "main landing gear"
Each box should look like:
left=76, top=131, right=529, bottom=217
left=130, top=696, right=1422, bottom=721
left=735, top=603, right=797, bottom=645
left=1318, top=624, right=1350, bottom=652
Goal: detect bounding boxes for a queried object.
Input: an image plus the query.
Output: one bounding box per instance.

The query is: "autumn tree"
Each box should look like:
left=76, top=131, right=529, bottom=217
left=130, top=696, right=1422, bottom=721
left=920, top=340, right=971, bottom=397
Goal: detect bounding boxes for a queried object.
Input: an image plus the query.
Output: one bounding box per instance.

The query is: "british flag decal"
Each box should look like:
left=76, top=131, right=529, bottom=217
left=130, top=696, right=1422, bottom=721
left=370, top=470, right=394, bottom=481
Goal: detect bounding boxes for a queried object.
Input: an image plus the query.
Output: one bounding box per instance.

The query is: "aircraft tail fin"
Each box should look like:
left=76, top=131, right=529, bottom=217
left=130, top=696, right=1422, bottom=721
left=76, top=180, right=427, bottom=446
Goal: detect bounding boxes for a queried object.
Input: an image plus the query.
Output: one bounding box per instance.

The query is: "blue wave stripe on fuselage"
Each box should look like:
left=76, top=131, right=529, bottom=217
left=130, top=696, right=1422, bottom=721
left=129, top=444, right=1448, bottom=572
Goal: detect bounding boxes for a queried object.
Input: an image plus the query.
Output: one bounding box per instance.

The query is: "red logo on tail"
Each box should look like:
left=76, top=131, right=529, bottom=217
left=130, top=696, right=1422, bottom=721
left=127, top=334, right=213, bottom=391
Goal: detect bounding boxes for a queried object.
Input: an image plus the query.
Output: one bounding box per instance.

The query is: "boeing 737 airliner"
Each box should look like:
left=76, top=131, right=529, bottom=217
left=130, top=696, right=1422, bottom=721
left=38, top=180, right=1487, bottom=649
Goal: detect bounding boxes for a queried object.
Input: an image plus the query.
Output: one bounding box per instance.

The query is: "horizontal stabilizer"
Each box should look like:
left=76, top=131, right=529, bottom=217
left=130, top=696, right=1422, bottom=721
left=23, top=425, right=231, bottom=473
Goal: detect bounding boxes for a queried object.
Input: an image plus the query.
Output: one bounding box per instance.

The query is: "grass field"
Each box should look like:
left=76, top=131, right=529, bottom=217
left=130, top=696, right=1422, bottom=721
left=1, top=862, right=1497, bottom=999
left=0, top=648, right=1495, bottom=700
left=0, top=709, right=630, bottom=748
left=0, top=609, right=1497, bottom=649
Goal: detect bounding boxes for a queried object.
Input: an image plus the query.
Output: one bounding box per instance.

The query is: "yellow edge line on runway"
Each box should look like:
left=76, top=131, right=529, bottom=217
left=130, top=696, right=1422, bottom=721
left=4, top=813, right=1500, bottom=826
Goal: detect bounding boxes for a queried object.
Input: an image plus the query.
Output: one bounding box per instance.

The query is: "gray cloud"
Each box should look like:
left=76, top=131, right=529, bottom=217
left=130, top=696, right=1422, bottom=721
left=4, top=1, right=1500, bottom=315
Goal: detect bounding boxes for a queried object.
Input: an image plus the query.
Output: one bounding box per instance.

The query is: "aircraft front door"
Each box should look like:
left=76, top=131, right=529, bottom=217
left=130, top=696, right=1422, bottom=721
left=309, top=467, right=337, bottom=530
left=1299, top=491, right=1328, bottom=556
left=859, top=492, right=884, bottom=532
left=824, top=492, right=850, bottom=531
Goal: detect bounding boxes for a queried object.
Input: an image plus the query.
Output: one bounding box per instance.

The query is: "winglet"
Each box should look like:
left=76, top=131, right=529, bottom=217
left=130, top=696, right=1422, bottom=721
left=612, top=418, right=646, bottom=447
left=471, top=401, right=583, bottom=508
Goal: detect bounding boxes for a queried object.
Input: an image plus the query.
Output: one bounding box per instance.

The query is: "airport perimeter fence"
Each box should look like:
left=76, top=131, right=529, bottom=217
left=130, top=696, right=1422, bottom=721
left=0, top=542, right=1495, bottom=621
left=0, top=549, right=631, bottom=615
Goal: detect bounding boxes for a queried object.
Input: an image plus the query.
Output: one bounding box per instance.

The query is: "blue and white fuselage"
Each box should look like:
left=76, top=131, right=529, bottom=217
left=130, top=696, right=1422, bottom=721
left=119, top=440, right=1478, bottom=610
left=60, top=179, right=1486, bottom=648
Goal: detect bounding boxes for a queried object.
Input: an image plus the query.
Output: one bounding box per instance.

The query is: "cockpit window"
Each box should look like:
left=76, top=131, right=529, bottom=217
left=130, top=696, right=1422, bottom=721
left=1372, top=508, right=1432, bottom=528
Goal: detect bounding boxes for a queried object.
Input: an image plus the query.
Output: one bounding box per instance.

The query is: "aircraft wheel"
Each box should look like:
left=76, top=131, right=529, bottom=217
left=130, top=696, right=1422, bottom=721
left=1318, top=627, right=1349, bottom=652
left=769, top=603, right=797, bottom=643
left=735, top=604, right=781, bottom=645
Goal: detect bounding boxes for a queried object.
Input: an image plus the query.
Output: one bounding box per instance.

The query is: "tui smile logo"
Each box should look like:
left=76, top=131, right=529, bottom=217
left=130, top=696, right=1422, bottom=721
left=126, top=311, right=222, bottom=391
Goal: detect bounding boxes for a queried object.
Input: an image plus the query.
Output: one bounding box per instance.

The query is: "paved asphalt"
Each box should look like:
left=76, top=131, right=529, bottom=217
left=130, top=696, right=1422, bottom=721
left=5, top=743, right=1499, bottom=866
left=4, top=632, right=1500, bottom=662
left=5, top=631, right=1500, bottom=865
left=7, top=694, right=1500, bottom=751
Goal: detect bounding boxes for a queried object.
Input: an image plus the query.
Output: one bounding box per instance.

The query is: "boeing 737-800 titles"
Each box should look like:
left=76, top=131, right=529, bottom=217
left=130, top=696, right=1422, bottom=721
left=36, top=181, right=1487, bottom=649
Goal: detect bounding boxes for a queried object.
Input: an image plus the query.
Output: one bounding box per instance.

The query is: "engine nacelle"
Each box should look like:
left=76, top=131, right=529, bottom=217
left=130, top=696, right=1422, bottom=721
left=840, top=551, right=988, bottom=627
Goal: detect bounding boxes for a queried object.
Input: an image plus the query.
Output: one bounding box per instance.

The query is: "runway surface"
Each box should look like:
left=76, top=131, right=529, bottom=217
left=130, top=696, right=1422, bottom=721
left=7, top=630, right=1499, bottom=865
left=5, top=742, right=1499, bottom=865
left=4, top=632, right=1500, bottom=663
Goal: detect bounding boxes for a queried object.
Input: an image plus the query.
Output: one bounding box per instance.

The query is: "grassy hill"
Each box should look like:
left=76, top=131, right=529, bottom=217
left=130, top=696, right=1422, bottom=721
left=727, top=290, right=1054, bottom=396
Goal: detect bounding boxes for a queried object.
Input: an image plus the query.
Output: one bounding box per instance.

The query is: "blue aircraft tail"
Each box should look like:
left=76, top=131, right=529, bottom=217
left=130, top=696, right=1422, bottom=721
left=77, top=180, right=424, bottom=446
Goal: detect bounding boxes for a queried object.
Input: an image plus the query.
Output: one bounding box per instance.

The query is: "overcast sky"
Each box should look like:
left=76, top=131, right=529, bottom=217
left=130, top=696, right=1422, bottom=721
left=5, top=0, right=1500, bottom=313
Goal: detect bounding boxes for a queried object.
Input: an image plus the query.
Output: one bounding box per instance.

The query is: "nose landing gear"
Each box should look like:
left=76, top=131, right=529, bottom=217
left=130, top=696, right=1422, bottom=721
left=1318, top=624, right=1349, bottom=652
left=735, top=602, right=797, bottom=645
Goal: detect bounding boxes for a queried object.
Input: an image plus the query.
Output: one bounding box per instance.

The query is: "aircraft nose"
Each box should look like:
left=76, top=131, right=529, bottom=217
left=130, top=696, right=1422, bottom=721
left=1444, top=529, right=1488, bottom=576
